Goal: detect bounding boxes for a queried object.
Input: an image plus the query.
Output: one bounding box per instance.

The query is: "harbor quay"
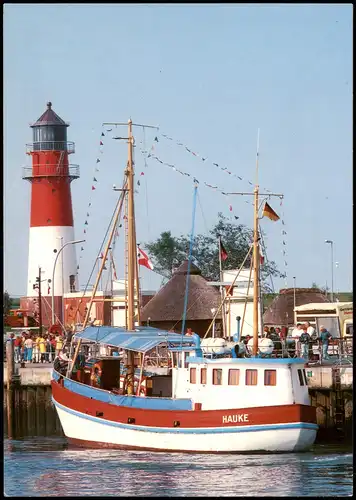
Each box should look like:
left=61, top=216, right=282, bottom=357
left=4, top=359, right=353, bottom=441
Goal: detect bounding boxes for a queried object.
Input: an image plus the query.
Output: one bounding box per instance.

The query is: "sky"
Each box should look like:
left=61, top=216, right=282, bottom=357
left=4, top=4, right=353, bottom=298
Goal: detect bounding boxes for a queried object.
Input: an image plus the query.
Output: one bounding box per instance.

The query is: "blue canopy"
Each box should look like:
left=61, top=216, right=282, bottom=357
left=74, top=326, right=197, bottom=353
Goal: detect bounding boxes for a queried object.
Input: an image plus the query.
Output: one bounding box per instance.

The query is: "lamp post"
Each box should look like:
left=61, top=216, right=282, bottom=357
left=325, top=240, right=334, bottom=302
left=51, top=240, right=85, bottom=325
left=335, top=262, right=339, bottom=301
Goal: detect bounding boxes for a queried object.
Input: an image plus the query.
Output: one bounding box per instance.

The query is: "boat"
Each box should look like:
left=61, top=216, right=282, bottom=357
left=51, top=121, right=318, bottom=452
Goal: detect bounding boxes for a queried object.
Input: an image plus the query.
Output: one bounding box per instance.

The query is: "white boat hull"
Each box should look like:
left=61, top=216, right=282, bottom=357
left=54, top=399, right=317, bottom=453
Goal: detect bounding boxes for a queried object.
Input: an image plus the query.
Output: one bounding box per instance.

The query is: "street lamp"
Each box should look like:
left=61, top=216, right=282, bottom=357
left=51, top=240, right=85, bottom=325
left=325, top=240, right=334, bottom=302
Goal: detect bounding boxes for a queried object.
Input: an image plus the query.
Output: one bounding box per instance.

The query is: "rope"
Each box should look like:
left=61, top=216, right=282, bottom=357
left=203, top=244, right=253, bottom=339
left=181, top=183, right=199, bottom=338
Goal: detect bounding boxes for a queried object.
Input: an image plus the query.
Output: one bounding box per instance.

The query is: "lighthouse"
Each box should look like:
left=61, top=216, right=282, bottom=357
left=22, top=102, right=80, bottom=325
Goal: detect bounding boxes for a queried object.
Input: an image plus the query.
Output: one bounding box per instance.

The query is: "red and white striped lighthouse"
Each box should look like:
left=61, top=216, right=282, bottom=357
left=22, top=102, right=80, bottom=324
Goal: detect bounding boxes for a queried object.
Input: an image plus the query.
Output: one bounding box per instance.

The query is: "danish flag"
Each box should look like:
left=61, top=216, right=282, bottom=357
left=137, top=246, right=154, bottom=270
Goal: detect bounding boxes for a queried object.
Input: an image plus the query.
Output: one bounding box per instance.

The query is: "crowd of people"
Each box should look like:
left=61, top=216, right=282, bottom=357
left=8, top=330, right=67, bottom=364
left=259, top=322, right=333, bottom=360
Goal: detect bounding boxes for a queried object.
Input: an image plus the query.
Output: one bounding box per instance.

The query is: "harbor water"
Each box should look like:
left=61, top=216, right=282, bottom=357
left=4, top=388, right=353, bottom=497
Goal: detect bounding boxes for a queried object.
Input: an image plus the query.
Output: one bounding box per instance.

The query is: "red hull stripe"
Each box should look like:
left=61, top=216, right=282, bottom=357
left=52, top=380, right=317, bottom=429
left=54, top=398, right=318, bottom=434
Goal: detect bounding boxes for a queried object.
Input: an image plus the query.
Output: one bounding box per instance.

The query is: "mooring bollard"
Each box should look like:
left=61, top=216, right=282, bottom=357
left=6, top=339, right=15, bottom=390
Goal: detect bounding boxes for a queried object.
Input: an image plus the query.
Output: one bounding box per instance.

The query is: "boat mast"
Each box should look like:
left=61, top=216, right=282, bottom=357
left=126, top=119, right=136, bottom=395
left=252, top=130, right=260, bottom=357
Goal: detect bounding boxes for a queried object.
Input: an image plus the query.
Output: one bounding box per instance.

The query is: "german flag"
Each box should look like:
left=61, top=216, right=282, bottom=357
left=262, top=202, right=280, bottom=222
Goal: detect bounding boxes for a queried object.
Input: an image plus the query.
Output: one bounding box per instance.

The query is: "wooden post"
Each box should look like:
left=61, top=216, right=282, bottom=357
left=38, top=267, right=43, bottom=336
left=6, top=339, right=15, bottom=390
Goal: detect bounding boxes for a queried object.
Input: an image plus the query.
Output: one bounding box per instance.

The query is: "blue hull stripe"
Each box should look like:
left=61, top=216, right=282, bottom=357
left=53, top=398, right=318, bottom=435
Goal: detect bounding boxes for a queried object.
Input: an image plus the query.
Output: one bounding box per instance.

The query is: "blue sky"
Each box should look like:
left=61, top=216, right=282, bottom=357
left=4, top=4, right=352, bottom=297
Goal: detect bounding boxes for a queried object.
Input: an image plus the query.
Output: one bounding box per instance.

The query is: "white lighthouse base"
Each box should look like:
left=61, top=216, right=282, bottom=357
left=27, top=226, right=79, bottom=297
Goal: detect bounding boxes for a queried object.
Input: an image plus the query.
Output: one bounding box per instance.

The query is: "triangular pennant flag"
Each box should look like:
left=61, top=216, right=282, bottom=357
left=87, top=212, right=90, bottom=217
left=84, top=230, right=86, bottom=234
left=88, top=202, right=92, bottom=207
left=140, top=171, right=145, bottom=176
left=101, top=132, right=105, bottom=137
left=85, top=221, right=88, bottom=225
left=77, top=265, right=80, bottom=270
left=100, top=141, right=103, bottom=145
left=137, top=245, right=154, bottom=270
left=137, top=180, right=140, bottom=186
left=81, top=247, right=84, bottom=251
left=229, top=205, right=233, bottom=212
left=92, top=186, right=96, bottom=190
left=154, top=136, right=158, bottom=142
left=93, top=177, right=97, bottom=182
left=96, top=159, right=100, bottom=163
left=262, top=202, right=280, bottom=222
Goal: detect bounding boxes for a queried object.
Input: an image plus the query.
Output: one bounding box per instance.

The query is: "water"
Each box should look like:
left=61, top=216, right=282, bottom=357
left=4, top=389, right=353, bottom=497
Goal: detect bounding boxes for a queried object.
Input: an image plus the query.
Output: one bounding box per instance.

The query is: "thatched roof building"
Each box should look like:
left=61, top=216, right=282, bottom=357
left=140, top=260, right=222, bottom=336
left=263, top=288, right=330, bottom=327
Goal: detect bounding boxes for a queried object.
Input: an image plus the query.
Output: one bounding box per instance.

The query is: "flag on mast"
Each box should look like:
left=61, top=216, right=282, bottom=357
left=262, top=202, right=280, bottom=221
left=219, top=238, right=228, bottom=261
left=137, top=246, right=154, bottom=270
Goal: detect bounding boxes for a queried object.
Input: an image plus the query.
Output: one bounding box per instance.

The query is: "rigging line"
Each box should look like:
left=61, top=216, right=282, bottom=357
left=258, top=222, right=275, bottom=294
left=197, top=191, right=209, bottom=234
left=181, top=183, right=199, bottom=339
left=72, top=178, right=127, bottom=323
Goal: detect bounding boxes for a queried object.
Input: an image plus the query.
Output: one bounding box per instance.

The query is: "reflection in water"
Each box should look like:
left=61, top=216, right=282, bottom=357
left=4, top=438, right=353, bottom=497
left=3, top=388, right=353, bottom=497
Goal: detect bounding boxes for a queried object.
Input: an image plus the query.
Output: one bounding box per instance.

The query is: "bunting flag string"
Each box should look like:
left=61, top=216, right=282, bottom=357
left=77, top=124, right=106, bottom=268
left=279, top=197, right=288, bottom=286
left=159, top=132, right=272, bottom=194
left=145, top=153, right=251, bottom=218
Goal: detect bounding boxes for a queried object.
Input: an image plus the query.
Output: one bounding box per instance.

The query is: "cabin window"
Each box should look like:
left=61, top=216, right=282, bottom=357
left=228, top=369, right=240, bottom=385
left=297, top=369, right=304, bottom=386
left=190, top=368, right=196, bottom=384
left=212, top=369, right=223, bottom=385
left=200, top=368, right=207, bottom=384
left=264, top=370, right=277, bottom=386
left=245, top=369, right=258, bottom=386
left=303, top=369, right=308, bottom=386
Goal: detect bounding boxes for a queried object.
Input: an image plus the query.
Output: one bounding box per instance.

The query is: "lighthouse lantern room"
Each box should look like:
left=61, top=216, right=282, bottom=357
left=22, top=102, right=80, bottom=326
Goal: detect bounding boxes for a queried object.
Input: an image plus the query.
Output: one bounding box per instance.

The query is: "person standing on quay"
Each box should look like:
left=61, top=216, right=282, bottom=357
left=55, top=334, right=63, bottom=358
left=37, top=334, right=46, bottom=363
left=319, top=326, right=332, bottom=361
left=299, top=326, right=311, bottom=360
left=14, top=334, right=22, bottom=363
left=24, top=335, right=34, bottom=363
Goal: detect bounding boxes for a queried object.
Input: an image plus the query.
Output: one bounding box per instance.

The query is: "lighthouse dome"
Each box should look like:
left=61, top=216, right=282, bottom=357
left=31, top=102, right=69, bottom=151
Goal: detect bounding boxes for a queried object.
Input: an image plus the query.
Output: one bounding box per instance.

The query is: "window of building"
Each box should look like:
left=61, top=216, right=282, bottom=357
left=228, top=369, right=240, bottom=385
left=264, top=370, right=277, bottom=386
left=201, top=368, right=207, bottom=384
left=297, top=369, right=304, bottom=386
left=303, top=369, right=308, bottom=386
left=245, top=369, right=258, bottom=386
left=212, top=369, right=223, bottom=385
left=190, top=368, right=196, bottom=384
